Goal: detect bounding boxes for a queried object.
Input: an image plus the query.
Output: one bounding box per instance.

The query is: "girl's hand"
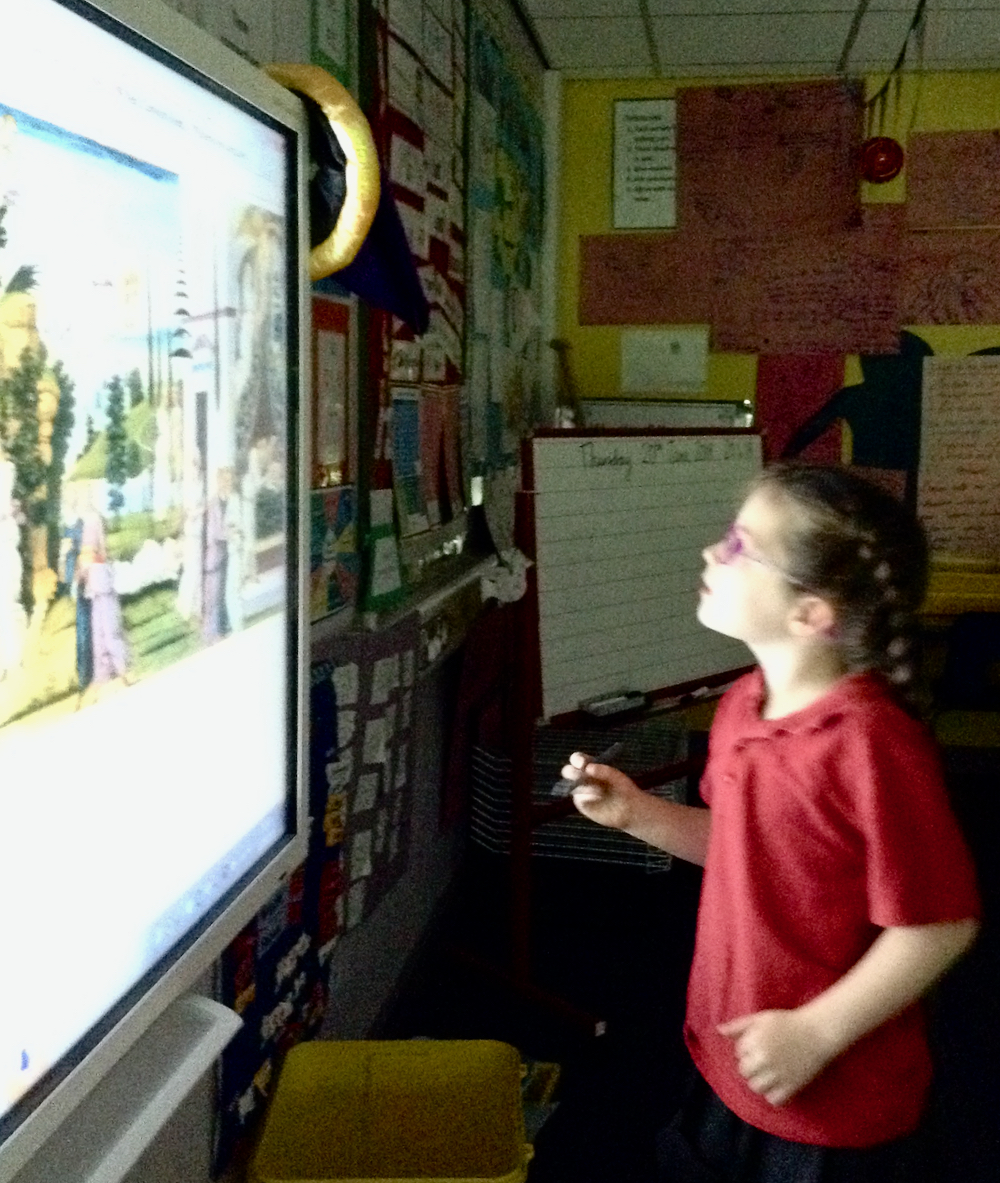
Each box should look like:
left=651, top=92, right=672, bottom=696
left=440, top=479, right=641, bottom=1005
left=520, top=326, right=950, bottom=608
left=559, top=752, right=645, bottom=830
left=716, top=1009, right=835, bottom=1107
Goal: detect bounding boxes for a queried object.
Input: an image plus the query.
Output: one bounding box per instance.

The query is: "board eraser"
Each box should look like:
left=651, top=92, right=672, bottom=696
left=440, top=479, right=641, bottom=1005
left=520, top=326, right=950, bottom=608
left=579, top=691, right=648, bottom=718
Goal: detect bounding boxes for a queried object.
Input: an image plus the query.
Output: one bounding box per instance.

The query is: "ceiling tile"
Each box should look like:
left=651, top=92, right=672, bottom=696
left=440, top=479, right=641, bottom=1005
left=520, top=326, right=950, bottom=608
left=645, top=0, right=854, bottom=13
left=532, top=17, right=653, bottom=70
left=651, top=13, right=846, bottom=70
left=840, top=9, right=927, bottom=70
left=923, top=8, right=1000, bottom=66
left=526, top=0, right=642, bottom=17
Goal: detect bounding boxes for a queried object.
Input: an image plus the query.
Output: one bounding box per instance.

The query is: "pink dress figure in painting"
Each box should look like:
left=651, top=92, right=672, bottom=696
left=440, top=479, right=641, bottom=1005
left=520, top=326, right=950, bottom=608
left=202, top=468, right=232, bottom=641
left=83, top=558, right=130, bottom=683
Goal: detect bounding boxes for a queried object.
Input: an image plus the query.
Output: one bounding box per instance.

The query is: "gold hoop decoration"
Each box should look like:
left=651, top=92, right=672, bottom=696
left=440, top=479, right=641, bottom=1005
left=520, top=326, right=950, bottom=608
left=264, top=63, right=380, bottom=281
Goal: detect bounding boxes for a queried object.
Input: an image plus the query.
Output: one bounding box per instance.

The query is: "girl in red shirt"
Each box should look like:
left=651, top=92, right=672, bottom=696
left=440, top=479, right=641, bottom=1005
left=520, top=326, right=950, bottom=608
left=561, top=463, right=981, bottom=1182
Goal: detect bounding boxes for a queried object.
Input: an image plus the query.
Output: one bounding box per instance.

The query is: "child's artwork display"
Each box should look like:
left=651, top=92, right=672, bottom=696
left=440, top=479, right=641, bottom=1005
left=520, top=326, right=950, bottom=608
left=309, top=485, right=359, bottom=621
left=311, top=612, right=419, bottom=929
left=466, top=7, right=546, bottom=476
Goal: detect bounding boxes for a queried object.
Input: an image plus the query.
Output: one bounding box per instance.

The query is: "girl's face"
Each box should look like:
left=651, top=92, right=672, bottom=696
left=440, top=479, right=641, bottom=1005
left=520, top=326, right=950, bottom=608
left=696, top=487, right=807, bottom=647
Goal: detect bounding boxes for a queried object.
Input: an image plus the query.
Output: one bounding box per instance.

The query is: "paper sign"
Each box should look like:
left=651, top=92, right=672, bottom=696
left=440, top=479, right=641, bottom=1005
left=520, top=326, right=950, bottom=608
left=351, top=830, right=373, bottom=879
left=355, top=771, right=380, bottom=814
left=579, top=233, right=715, bottom=325
left=422, top=7, right=452, bottom=87
left=332, top=661, right=359, bottom=705
left=388, top=0, right=423, bottom=53
left=712, top=210, right=902, bottom=354
left=387, top=35, right=422, bottom=124
left=391, top=134, right=426, bottom=196
left=337, top=708, right=356, bottom=748
left=919, top=356, right=1000, bottom=560
left=363, top=717, right=387, bottom=765
left=907, top=132, right=1000, bottom=228
left=325, top=752, right=352, bottom=792
left=614, top=99, right=676, bottom=229
left=371, top=654, right=401, bottom=704
left=621, top=327, right=708, bottom=394
left=371, top=534, right=403, bottom=597
left=902, top=230, right=1000, bottom=324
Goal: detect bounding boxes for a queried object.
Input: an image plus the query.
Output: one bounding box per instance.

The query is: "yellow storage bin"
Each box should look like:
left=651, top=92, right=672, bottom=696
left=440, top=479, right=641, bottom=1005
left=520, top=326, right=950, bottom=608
left=251, top=1039, right=534, bottom=1183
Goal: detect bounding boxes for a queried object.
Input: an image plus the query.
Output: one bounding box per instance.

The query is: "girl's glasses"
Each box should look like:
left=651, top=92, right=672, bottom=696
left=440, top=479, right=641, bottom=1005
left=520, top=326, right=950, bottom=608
left=714, top=524, right=806, bottom=588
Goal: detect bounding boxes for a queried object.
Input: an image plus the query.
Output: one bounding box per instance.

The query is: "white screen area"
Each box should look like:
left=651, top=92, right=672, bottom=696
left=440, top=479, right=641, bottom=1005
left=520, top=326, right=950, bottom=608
left=0, top=0, right=295, bottom=1123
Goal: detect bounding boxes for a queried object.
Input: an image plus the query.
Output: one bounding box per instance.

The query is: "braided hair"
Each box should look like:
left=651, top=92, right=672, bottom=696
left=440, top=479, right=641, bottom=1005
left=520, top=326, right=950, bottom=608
left=753, top=464, right=929, bottom=697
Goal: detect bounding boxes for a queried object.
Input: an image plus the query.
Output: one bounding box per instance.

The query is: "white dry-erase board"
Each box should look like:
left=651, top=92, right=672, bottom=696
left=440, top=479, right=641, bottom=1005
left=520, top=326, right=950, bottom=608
left=527, top=431, right=762, bottom=719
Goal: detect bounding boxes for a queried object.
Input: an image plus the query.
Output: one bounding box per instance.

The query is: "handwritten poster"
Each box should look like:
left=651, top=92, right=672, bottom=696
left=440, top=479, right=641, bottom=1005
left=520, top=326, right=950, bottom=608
left=919, top=356, right=1000, bottom=560
left=579, top=232, right=714, bottom=325
left=677, top=80, right=862, bottom=238
left=711, top=214, right=902, bottom=354
left=613, top=98, right=676, bottom=229
left=902, top=231, right=1000, bottom=324
left=907, top=131, right=1000, bottom=228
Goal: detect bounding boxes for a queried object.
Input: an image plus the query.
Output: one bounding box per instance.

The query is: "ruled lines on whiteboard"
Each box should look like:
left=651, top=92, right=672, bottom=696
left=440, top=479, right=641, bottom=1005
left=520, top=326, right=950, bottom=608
left=530, top=433, right=762, bottom=719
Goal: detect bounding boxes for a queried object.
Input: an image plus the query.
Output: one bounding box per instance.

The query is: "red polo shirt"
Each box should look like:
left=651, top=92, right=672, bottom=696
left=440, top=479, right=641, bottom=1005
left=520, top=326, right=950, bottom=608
left=684, top=669, right=981, bottom=1147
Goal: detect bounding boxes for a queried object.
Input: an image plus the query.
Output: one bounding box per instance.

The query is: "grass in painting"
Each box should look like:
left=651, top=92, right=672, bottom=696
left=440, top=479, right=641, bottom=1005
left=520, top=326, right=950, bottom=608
left=0, top=582, right=201, bottom=727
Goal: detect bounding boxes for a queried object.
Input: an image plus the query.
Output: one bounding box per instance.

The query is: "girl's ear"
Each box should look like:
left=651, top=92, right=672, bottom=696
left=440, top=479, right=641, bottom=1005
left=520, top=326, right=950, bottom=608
left=788, top=593, right=837, bottom=639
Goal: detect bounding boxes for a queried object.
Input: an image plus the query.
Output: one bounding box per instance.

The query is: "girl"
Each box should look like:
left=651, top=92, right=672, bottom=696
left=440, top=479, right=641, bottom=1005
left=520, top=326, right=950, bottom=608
left=561, top=464, right=981, bottom=1182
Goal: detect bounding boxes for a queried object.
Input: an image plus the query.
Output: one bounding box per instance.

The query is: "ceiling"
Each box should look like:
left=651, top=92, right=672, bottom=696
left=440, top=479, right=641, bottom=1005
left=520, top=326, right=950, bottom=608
left=515, top=0, right=1000, bottom=77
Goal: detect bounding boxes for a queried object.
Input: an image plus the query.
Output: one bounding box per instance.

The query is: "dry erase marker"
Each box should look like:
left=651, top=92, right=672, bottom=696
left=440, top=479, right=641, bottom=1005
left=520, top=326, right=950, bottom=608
left=551, top=742, right=625, bottom=797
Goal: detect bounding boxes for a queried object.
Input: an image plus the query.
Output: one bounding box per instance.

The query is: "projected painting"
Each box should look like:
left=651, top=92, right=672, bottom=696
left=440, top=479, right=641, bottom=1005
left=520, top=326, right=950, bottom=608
left=0, top=102, right=287, bottom=729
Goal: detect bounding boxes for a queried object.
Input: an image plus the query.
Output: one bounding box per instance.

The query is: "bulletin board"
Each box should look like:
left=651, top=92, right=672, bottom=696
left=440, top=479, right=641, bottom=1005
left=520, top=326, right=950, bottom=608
left=361, top=0, right=470, bottom=605
left=354, top=0, right=548, bottom=609
left=562, top=74, right=1000, bottom=611
left=465, top=5, right=547, bottom=479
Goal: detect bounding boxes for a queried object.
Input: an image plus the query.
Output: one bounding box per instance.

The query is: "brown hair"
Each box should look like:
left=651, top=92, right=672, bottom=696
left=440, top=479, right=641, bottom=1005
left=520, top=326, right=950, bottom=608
left=754, top=464, right=929, bottom=694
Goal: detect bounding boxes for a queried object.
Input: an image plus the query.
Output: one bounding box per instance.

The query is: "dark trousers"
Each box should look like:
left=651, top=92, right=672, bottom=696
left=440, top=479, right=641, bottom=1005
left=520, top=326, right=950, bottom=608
left=655, top=1072, right=932, bottom=1183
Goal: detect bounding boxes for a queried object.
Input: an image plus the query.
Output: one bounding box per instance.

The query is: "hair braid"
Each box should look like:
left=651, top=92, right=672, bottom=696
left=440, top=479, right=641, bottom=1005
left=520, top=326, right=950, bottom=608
left=754, top=464, right=929, bottom=697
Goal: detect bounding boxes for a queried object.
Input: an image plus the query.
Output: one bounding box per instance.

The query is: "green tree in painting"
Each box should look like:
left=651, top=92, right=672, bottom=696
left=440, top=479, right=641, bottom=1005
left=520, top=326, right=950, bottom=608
left=0, top=344, right=46, bottom=612
left=127, top=367, right=144, bottom=409
left=105, top=374, right=128, bottom=517
left=46, top=360, right=75, bottom=572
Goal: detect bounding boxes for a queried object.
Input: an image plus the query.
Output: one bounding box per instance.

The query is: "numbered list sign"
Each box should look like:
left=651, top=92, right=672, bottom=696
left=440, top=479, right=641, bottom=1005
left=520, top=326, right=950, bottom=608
left=613, top=98, right=676, bottom=229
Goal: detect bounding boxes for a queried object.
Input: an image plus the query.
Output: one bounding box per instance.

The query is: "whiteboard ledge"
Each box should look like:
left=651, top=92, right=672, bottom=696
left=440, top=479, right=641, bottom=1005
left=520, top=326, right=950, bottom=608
left=9, top=997, right=241, bottom=1183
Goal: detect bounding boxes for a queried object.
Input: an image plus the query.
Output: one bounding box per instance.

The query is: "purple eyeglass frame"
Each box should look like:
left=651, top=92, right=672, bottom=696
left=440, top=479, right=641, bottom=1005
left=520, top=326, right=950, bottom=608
left=714, top=524, right=806, bottom=587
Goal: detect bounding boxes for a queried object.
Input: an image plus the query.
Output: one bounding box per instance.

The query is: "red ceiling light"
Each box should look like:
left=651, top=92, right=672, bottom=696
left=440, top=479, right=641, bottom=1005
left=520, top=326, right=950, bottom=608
left=859, top=135, right=905, bottom=183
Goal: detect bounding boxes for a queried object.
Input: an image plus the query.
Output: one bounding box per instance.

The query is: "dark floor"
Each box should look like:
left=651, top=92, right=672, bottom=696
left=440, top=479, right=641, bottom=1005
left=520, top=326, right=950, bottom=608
left=379, top=745, right=1000, bottom=1183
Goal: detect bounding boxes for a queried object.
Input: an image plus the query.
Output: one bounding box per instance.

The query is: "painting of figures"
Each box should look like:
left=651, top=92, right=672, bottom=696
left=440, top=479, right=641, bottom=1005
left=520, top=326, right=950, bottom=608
left=0, top=90, right=289, bottom=729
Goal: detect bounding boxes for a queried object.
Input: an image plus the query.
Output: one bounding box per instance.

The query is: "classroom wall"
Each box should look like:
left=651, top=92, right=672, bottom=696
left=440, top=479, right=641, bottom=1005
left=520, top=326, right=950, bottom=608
left=556, top=70, right=1000, bottom=403
left=556, top=70, right=1000, bottom=613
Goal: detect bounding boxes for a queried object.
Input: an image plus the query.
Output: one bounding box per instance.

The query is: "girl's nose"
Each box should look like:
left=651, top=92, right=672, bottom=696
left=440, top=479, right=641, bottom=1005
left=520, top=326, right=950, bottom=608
left=702, top=541, right=719, bottom=565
